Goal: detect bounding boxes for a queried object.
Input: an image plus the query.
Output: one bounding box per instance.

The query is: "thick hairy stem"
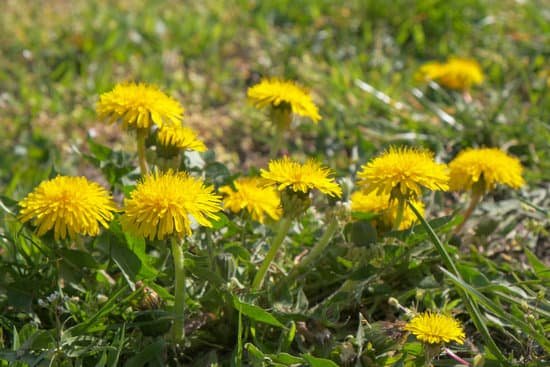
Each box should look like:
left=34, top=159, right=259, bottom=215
left=393, top=198, right=405, bottom=231
left=252, top=217, right=293, bottom=291
left=453, top=191, right=482, bottom=235
left=269, top=106, right=291, bottom=158
left=171, top=237, right=186, bottom=343
left=283, top=216, right=339, bottom=286
left=269, top=125, right=285, bottom=158
left=136, top=129, right=149, bottom=175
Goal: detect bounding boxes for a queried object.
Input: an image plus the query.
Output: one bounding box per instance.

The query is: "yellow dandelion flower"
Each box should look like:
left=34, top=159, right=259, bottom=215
left=405, top=312, right=465, bottom=345
left=351, top=191, right=425, bottom=230
left=156, top=124, right=207, bottom=152
left=414, top=61, right=445, bottom=82
left=449, top=148, right=524, bottom=194
left=219, top=177, right=282, bottom=223
left=417, top=58, right=484, bottom=91
left=96, top=82, right=184, bottom=130
left=121, top=170, right=222, bottom=240
left=415, top=61, right=445, bottom=83
left=357, top=147, right=449, bottom=201
left=247, top=78, right=321, bottom=122
left=18, top=176, right=116, bottom=240
left=261, top=157, right=342, bottom=198
left=438, top=58, right=484, bottom=90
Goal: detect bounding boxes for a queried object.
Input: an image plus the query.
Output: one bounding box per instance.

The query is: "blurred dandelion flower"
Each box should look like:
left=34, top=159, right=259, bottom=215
left=121, top=170, right=222, bottom=240
left=261, top=157, right=341, bottom=198
left=357, top=147, right=449, bottom=202
left=351, top=191, right=424, bottom=230
left=449, top=148, right=524, bottom=194
left=405, top=312, right=465, bottom=345
left=247, top=78, right=321, bottom=123
left=416, top=58, right=484, bottom=91
left=157, top=124, right=206, bottom=152
left=18, top=176, right=116, bottom=240
left=220, top=177, right=282, bottom=223
left=415, top=61, right=445, bottom=83
left=97, top=82, right=184, bottom=130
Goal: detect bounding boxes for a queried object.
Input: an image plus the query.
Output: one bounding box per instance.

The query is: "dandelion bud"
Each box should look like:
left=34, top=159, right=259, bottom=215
left=388, top=297, right=400, bottom=308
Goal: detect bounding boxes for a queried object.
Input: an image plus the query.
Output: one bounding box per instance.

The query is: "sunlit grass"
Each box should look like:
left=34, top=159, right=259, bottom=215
left=0, top=1, right=548, bottom=366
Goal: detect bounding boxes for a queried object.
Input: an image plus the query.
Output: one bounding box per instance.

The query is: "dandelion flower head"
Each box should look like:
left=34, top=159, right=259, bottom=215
left=18, top=176, right=116, bottom=240
left=220, top=177, right=282, bottom=223
left=351, top=191, right=424, bottom=230
left=416, top=61, right=445, bottom=83
left=97, top=82, right=184, bottom=130
left=261, top=157, right=342, bottom=198
left=416, top=58, right=484, bottom=91
left=156, top=124, right=206, bottom=152
left=449, top=148, right=524, bottom=194
left=357, top=147, right=449, bottom=201
left=405, top=312, right=465, bottom=345
left=247, top=78, right=321, bottom=122
left=121, top=170, right=222, bottom=240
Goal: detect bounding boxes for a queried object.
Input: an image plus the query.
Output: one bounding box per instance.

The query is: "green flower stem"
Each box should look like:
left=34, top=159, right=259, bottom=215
left=252, top=216, right=293, bottom=291
left=408, top=200, right=509, bottom=364
left=171, top=237, right=186, bottom=343
left=283, top=216, right=339, bottom=286
left=269, top=105, right=292, bottom=158
left=393, top=198, right=405, bottom=231
left=453, top=190, right=482, bottom=235
left=423, top=343, right=441, bottom=367
left=136, top=128, right=149, bottom=175
left=269, top=125, right=285, bottom=158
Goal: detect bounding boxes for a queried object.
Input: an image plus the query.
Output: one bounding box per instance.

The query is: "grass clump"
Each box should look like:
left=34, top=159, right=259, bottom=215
left=0, top=1, right=548, bottom=366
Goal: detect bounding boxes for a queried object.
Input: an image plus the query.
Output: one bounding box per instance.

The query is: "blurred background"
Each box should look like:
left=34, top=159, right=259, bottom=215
left=1, top=0, right=548, bottom=191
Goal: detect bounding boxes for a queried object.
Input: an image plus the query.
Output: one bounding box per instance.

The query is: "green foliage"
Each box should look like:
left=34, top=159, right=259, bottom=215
left=1, top=0, right=549, bottom=366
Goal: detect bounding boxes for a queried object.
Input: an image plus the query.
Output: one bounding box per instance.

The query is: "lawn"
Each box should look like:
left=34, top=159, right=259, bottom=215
left=0, top=1, right=549, bottom=366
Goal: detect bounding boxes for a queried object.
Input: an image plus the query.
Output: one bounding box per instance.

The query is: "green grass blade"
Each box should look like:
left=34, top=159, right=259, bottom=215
left=407, top=201, right=459, bottom=275
left=408, top=201, right=510, bottom=364
left=440, top=266, right=550, bottom=353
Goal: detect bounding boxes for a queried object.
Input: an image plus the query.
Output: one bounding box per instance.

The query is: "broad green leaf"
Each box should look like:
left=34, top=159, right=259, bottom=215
left=204, top=162, right=231, bottom=185
left=301, top=354, right=339, bottom=367
left=19, top=328, right=53, bottom=351
left=402, top=341, right=422, bottom=355
left=0, top=196, right=17, bottom=215
left=86, top=138, right=113, bottom=162
left=224, top=243, right=251, bottom=261
left=124, top=340, right=165, bottom=367
left=106, top=223, right=157, bottom=282
left=232, top=297, right=284, bottom=328
left=350, top=211, right=378, bottom=221
left=272, top=352, right=303, bottom=364
left=245, top=342, right=266, bottom=361
left=58, top=248, right=100, bottom=269
left=123, top=231, right=158, bottom=279
left=344, top=220, right=377, bottom=247
left=524, top=248, right=550, bottom=280
left=457, top=263, right=490, bottom=287
left=210, top=212, right=230, bottom=230
left=110, top=239, right=144, bottom=283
